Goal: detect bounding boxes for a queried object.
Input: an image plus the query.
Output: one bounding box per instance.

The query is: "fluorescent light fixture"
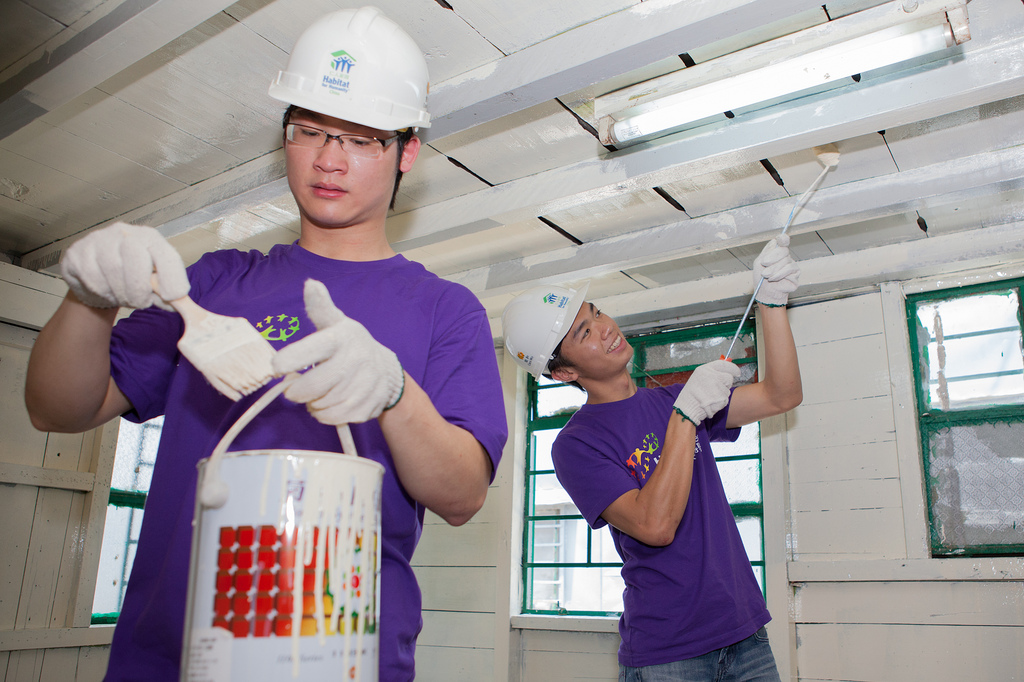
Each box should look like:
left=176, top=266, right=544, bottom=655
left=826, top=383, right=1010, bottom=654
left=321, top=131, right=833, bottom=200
left=596, top=0, right=970, bottom=147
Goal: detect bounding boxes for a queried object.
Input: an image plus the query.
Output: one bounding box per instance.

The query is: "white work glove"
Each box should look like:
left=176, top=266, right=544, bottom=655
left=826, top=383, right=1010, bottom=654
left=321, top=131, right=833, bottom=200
left=272, top=279, right=405, bottom=426
left=60, top=222, right=189, bottom=311
left=753, top=233, right=800, bottom=307
left=672, top=360, right=741, bottom=426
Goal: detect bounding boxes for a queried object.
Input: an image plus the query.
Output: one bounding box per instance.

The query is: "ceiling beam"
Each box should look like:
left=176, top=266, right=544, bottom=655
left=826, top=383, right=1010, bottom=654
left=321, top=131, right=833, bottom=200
left=422, top=0, right=825, bottom=140
left=456, top=143, right=1024, bottom=297
left=388, top=34, right=1024, bottom=252
left=487, top=220, right=1024, bottom=338
left=0, top=0, right=238, bottom=140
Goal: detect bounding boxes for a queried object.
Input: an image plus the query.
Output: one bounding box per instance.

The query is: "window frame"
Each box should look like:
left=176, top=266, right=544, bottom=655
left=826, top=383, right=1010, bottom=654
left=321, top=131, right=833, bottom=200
left=905, top=277, right=1024, bottom=558
left=521, top=318, right=763, bottom=617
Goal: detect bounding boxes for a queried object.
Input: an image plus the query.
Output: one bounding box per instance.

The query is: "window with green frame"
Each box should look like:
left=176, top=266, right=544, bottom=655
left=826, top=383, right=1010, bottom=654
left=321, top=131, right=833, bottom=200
left=522, top=319, right=765, bottom=616
left=907, top=278, right=1024, bottom=557
left=91, top=416, right=162, bottom=624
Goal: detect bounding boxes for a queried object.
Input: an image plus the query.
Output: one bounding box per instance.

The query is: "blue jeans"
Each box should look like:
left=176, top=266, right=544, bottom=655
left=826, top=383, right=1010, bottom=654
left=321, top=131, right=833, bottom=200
left=618, top=627, right=781, bottom=682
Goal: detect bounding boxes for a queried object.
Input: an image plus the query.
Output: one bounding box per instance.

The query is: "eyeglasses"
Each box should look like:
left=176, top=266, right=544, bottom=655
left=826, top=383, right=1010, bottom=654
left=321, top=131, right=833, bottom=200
left=284, top=123, right=398, bottom=159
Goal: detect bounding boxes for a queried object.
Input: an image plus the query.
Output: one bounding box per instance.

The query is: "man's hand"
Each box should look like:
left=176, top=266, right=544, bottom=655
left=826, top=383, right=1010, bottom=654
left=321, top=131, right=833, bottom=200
left=672, top=360, right=741, bottom=426
left=60, top=222, right=189, bottom=311
left=753, top=233, right=800, bottom=307
left=272, top=279, right=405, bottom=425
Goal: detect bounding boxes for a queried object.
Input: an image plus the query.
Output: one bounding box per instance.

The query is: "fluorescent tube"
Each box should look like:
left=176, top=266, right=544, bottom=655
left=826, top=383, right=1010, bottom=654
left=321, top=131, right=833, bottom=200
left=597, top=0, right=969, bottom=147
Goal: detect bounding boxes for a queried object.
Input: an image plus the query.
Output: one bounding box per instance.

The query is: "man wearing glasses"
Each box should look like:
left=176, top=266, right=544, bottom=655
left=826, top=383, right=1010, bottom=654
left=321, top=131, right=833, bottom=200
left=26, top=8, right=507, bottom=681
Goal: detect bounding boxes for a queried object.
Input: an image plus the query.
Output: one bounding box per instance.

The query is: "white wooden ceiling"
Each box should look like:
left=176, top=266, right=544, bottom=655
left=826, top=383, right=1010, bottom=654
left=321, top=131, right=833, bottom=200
left=3, top=0, right=1024, bottom=335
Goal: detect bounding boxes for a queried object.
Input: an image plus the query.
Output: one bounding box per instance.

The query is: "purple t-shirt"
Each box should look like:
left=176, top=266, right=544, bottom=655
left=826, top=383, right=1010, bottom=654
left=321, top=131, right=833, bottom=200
left=103, top=243, right=507, bottom=682
left=552, top=385, right=768, bottom=667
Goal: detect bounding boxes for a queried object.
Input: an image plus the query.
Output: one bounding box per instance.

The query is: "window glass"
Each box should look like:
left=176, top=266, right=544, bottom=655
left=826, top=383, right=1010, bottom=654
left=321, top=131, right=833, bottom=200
left=536, top=384, right=587, bottom=418
left=908, top=280, right=1024, bottom=557
left=925, top=420, right=1024, bottom=551
left=717, top=457, right=762, bottom=506
left=643, top=331, right=756, bottom=371
left=913, top=290, right=1024, bottom=412
left=92, top=416, right=162, bottom=621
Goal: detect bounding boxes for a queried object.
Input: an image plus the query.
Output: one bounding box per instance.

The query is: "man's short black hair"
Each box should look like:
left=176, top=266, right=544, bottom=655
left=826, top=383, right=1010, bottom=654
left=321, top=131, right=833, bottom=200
left=543, top=338, right=585, bottom=392
left=282, top=104, right=414, bottom=210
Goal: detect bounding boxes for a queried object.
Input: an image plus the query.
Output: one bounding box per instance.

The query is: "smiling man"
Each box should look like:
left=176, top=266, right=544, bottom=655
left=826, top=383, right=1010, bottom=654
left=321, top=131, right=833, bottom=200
left=26, top=8, right=506, bottom=682
left=501, top=237, right=803, bottom=681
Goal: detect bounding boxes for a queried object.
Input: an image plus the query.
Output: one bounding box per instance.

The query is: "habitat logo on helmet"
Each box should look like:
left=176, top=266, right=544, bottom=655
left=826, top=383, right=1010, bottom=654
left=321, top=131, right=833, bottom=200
left=322, top=49, right=357, bottom=94
left=541, top=292, right=570, bottom=308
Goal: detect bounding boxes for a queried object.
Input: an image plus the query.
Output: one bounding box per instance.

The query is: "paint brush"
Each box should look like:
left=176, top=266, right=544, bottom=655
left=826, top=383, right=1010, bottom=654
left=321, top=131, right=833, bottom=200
left=152, top=274, right=276, bottom=401
left=722, top=144, right=840, bottom=360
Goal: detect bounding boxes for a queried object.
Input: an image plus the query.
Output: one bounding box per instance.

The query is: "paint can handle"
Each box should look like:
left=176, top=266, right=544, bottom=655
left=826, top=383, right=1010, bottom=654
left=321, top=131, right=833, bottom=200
left=199, top=373, right=356, bottom=508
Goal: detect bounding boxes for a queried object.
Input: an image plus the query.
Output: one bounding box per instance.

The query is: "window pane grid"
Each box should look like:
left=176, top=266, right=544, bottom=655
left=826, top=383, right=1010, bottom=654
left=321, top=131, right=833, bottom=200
left=523, top=318, right=767, bottom=613
left=907, top=280, right=1024, bottom=557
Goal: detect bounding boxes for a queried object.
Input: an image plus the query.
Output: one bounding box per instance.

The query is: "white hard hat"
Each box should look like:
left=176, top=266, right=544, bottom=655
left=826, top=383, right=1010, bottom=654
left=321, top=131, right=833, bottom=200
left=502, top=283, right=589, bottom=379
left=269, top=6, right=431, bottom=131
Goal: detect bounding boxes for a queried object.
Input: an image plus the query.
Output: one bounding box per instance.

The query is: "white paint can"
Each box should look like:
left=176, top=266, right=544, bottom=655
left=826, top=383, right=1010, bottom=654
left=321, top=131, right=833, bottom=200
left=181, top=377, right=383, bottom=681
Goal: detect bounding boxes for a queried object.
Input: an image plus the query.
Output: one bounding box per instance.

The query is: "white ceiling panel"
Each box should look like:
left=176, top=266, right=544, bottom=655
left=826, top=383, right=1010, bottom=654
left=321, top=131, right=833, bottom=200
left=580, top=270, right=647, bottom=302
left=0, top=194, right=89, bottom=253
left=451, top=0, right=636, bottom=55
left=246, top=194, right=300, bottom=230
left=37, top=89, right=242, bottom=185
left=659, top=162, right=787, bottom=218
left=0, top=119, right=185, bottom=206
left=544, top=189, right=686, bottom=243
left=684, top=6, right=831, bottom=65
left=404, top=218, right=571, bottom=277
left=429, top=100, right=604, bottom=186
left=0, top=1, right=63, bottom=73
left=726, top=231, right=835, bottom=270
left=0, top=150, right=135, bottom=229
left=150, top=12, right=291, bottom=124
left=884, top=94, right=1024, bottom=172
left=98, top=57, right=282, bottom=162
left=626, top=249, right=747, bottom=289
left=920, top=188, right=1024, bottom=235
left=393, top=144, right=489, bottom=214
left=22, top=0, right=105, bottom=27
left=817, top=212, right=925, bottom=255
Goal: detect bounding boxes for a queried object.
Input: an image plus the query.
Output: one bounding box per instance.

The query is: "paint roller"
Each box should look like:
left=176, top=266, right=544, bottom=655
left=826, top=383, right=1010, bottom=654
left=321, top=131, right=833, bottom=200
left=721, top=144, right=840, bottom=360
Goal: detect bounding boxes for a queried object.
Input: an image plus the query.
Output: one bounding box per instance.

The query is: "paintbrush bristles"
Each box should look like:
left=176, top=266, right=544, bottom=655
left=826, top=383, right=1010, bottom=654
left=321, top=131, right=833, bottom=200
left=169, top=298, right=276, bottom=401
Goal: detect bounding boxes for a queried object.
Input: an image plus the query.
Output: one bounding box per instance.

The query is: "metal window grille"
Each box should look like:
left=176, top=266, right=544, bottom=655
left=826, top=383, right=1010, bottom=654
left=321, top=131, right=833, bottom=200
left=522, top=319, right=766, bottom=616
left=906, top=281, right=1024, bottom=557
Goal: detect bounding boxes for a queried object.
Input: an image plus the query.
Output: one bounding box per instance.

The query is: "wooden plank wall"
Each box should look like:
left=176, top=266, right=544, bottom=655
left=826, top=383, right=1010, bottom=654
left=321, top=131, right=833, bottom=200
left=0, top=264, right=115, bottom=682
left=413, top=350, right=521, bottom=680
left=786, top=289, right=1024, bottom=681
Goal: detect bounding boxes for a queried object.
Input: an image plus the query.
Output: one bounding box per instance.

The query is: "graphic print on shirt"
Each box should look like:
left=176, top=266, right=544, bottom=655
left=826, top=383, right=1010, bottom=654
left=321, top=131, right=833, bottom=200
left=256, top=313, right=301, bottom=343
left=626, top=433, right=660, bottom=484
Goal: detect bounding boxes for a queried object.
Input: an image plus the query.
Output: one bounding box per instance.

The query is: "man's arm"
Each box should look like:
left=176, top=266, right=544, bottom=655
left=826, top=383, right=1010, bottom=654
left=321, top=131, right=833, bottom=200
left=726, top=304, right=802, bottom=428
left=600, top=414, right=697, bottom=546
left=378, top=375, right=492, bottom=527
left=25, top=292, right=133, bottom=433
left=598, top=360, right=738, bottom=546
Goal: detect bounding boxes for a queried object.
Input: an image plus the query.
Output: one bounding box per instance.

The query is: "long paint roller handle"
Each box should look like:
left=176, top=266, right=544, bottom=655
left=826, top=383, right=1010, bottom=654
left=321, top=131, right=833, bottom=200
left=721, top=149, right=838, bottom=361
